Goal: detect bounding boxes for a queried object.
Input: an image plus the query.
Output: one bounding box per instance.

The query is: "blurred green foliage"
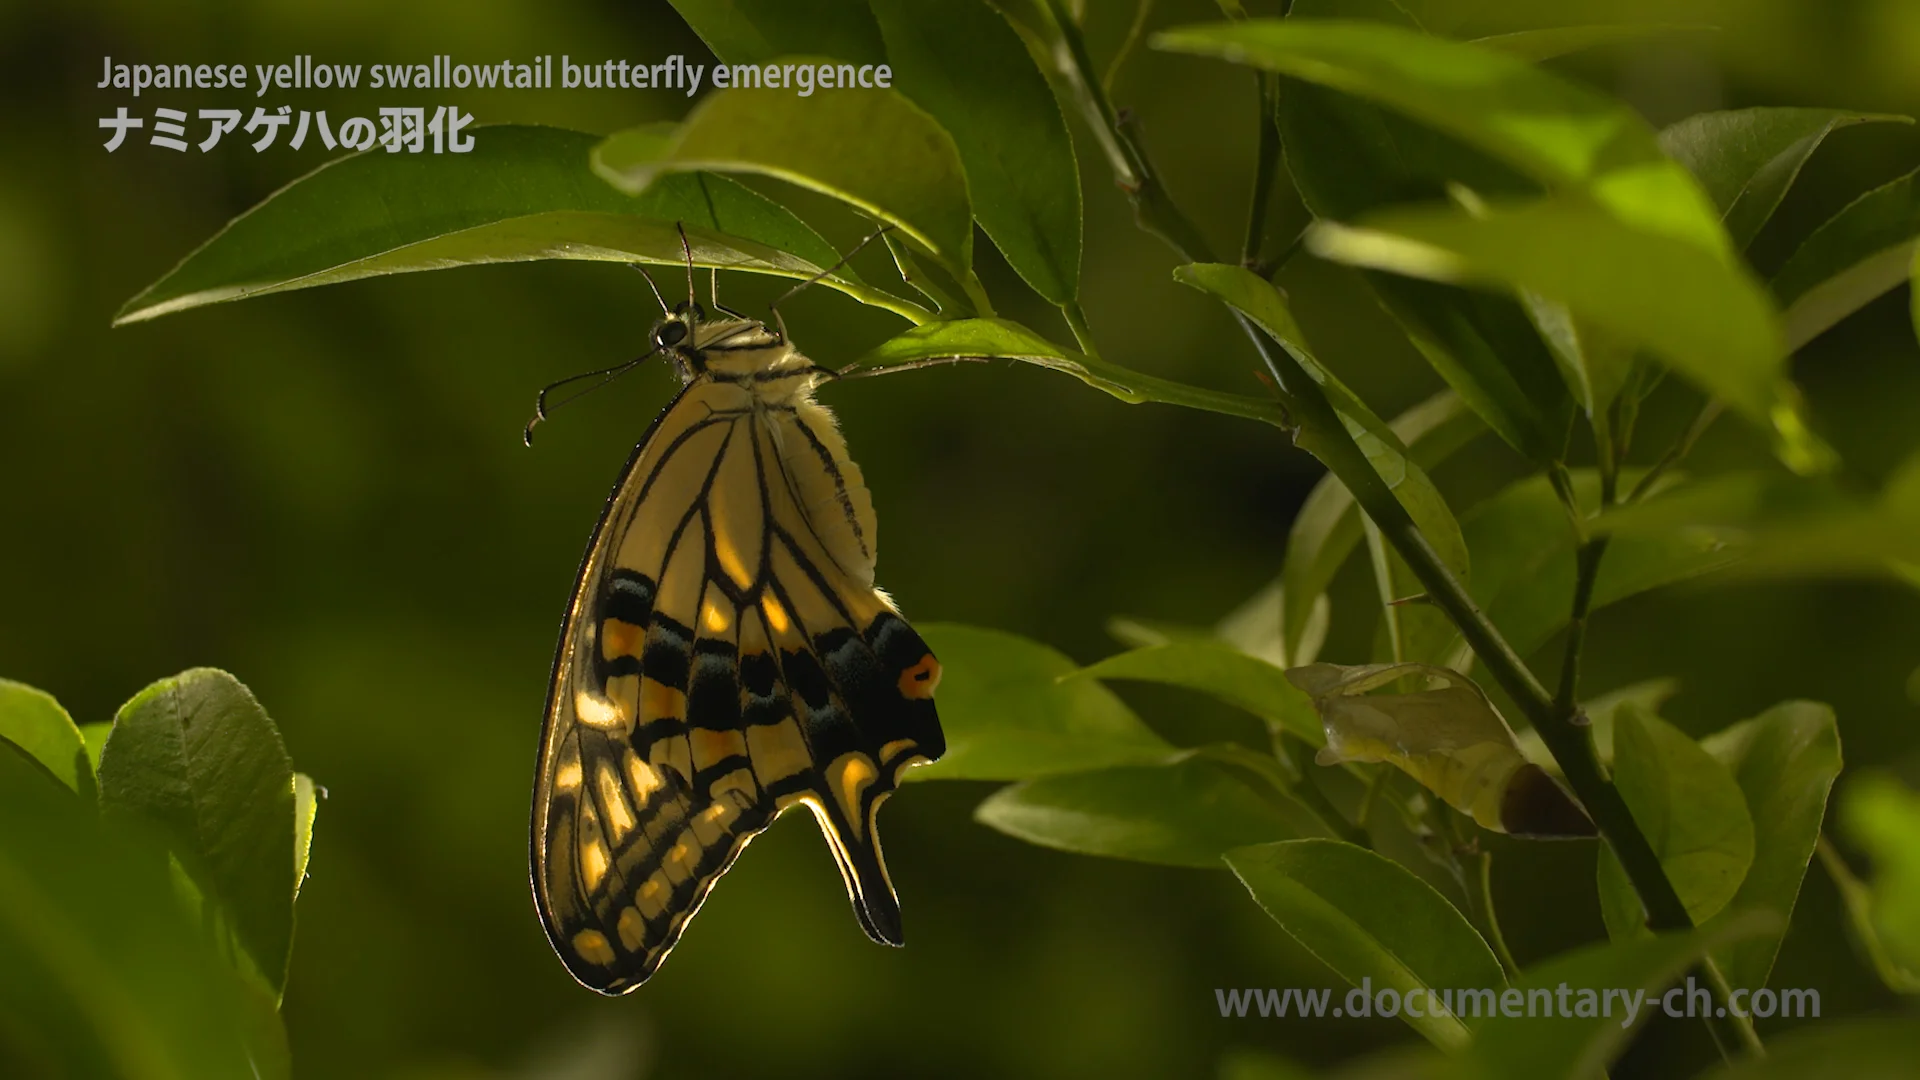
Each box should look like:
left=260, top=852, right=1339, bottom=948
left=5, top=1, right=1920, bottom=1078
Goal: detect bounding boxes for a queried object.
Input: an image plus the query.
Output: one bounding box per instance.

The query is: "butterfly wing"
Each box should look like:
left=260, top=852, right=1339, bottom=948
left=531, top=379, right=944, bottom=994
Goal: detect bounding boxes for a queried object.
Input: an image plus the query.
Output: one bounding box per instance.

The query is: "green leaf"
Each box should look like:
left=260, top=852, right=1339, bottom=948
left=850, top=316, right=1288, bottom=425
left=1278, top=391, right=1485, bottom=662
left=1226, top=838, right=1507, bottom=1051
left=1216, top=579, right=1330, bottom=671
left=666, top=0, right=886, bottom=66
left=293, top=773, right=320, bottom=902
left=1597, top=463, right=1920, bottom=579
left=1463, top=913, right=1775, bottom=1080
left=871, top=0, right=1082, bottom=303
left=0, top=678, right=92, bottom=796
left=1307, top=197, right=1821, bottom=470
left=1152, top=19, right=1730, bottom=254
left=910, top=624, right=1172, bottom=781
left=1774, top=167, right=1920, bottom=351
left=1695, top=1017, right=1920, bottom=1080
left=1470, top=24, right=1704, bottom=63
left=1839, top=774, right=1920, bottom=975
left=1454, top=470, right=1737, bottom=665
left=0, top=742, right=266, bottom=1079
left=96, top=669, right=298, bottom=995
left=1817, top=834, right=1920, bottom=993
left=1659, top=108, right=1911, bottom=252
left=1596, top=706, right=1755, bottom=936
left=595, top=85, right=974, bottom=278
left=1698, top=702, right=1841, bottom=992
left=1368, top=274, right=1574, bottom=464
left=1520, top=295, right=1634, bottom=432
left=976, top=753, right=1330, bottom=867
left=113, top=126, right=900, bottom=325
left=1175, top=263, right=1471, bottom=585
left=1074, top=641, right=1323, bottom=745
left=79, top=722, right=111, bottom=772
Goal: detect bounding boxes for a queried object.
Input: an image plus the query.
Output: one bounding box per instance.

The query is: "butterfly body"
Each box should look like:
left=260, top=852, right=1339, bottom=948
left=531, top=301, right=944, bottom=994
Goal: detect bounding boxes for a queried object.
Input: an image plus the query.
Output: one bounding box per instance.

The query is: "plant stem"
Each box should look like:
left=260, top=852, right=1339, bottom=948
left=1061, top=299, right=1100, bottom=357
left=1042, top=0, right=1217, bottom=262
left=1554, top=535, right=1609, bottom=717
left=1241, top=74, right=1283, bottom=268
left=1101, top=0, right=1157, bottom=98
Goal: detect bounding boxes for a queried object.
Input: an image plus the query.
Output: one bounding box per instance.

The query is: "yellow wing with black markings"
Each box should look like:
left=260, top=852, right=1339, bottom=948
left=530, top=316, right=944, bottom=995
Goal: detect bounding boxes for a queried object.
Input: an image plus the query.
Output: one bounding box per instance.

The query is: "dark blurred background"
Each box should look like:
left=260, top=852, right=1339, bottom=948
left=3, top=1, right=1918, bottom=1076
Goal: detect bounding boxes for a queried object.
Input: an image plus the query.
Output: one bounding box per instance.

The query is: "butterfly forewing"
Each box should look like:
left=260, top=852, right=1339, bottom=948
left=532, top=336, right=944, bottom=994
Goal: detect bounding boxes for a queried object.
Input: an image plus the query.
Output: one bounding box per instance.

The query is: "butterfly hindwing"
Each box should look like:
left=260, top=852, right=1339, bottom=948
left=532, top=371, right=944, bottom=994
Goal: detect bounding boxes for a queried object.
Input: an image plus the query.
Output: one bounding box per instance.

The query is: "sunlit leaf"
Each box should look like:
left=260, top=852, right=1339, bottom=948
left=872, top=0, right=1082, bottom=302
left=96, top=669, right=298, bottom=995
left=910, top=624, right=1173, bottom=781
left=1596, top=706, right=1755, bottom=936
left=0, top=678, right=92, bottom=796
left=114, top=126, right=886, bottom=325
left=1660, top=107, right=1910, bottom=252
left=1287, top=662, right=1591, bottom=837
left=1699, top=701, right=1841, bottom=991
left=293, top=773, right=321, bottom=902
left=595, top=86, right=974, bottom=276
left=1227, top=838, right=1507, bottom=1051
left=976, top=752, right=1331, bottom=867
left=1075, top=641, right=1323, bottom=745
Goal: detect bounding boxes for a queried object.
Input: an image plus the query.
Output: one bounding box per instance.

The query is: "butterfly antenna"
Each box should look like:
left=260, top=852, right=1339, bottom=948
left=677, top=222, right=697, bottom=308
left=631, top=263, right=670, bottom=316
left=522, top=354, right=652, bottom=446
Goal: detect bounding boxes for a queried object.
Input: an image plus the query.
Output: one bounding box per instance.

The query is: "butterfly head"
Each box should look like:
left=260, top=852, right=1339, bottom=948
left=651, top=301, right=709, bottom=379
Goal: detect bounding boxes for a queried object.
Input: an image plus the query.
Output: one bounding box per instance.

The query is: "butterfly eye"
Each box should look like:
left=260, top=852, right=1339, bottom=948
left=655, top=321, right=688, bottom=349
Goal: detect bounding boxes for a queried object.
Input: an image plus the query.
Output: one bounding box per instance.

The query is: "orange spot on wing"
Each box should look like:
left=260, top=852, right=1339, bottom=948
left=601, top=618, right=645, bottom=660
left=898, top=654, right=941, bottom=699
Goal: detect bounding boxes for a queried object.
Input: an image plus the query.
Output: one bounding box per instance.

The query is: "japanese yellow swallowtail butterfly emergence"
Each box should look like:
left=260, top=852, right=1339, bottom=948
left=528, top=243, right=946, bottom=993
